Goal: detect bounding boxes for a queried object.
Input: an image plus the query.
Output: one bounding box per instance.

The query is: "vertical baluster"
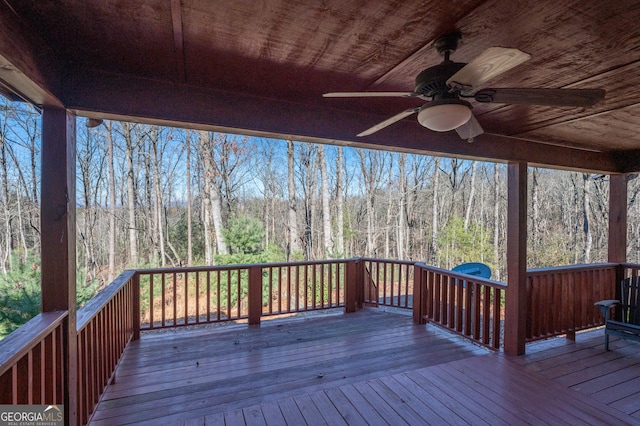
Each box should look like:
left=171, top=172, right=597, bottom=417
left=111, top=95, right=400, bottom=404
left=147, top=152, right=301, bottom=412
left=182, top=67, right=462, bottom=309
left=226, top=270, right=232, bottom=319
left=185, top=271, right=190, bottom=325
left=390, top=263, right=395, bottom=307
left=433, top=273, right=441, bottom=323
left=195, top=271, right=200, bottom=324
left=160, top=274, right=165, bottom=327
left=277, top=266, right=282, bottom=313
left=493, top=287, right=502, bottom=349
left=216, top=270, right=221, bottom=321
left=448, top=276, right=456, bottom=329
left=318, top=263, right=324, bottom=308
left=463, top=279, right=472, bottom=335
left=473, top=282, right=481, bottom=340
left=287, top=265, right=292, bottom=312
left=237, top=269, right=242, bottom=318
left=267, top=266, right=273, bottom=314
left=482, top=285, right=491, bottom=345
left=206, top=270, right=211, bottom=323
left=295, top=265, right=301, bottom=311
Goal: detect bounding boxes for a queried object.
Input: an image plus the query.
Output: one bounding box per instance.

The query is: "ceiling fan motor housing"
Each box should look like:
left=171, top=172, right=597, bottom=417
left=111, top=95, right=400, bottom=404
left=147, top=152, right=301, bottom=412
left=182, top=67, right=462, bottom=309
left=414, top=61, right=466, bottom=99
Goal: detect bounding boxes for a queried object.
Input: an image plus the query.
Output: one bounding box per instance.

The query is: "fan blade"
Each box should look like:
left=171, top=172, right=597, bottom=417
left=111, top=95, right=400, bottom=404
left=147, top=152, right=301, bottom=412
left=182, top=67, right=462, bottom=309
left=474, top=88, right=605, bottom=107
left=357, top=108, right=420, bottom=137
left=446, top=47, right=531, bottom=93
left=323, top=92, right=418, bottom=98
left=455, top=114, right=484, bottom=141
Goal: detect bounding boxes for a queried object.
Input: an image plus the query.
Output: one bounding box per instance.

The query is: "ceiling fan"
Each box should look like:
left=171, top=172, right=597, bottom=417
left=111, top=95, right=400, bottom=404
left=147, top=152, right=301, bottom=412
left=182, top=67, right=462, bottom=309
left=323, top=33, right=605, bottom=142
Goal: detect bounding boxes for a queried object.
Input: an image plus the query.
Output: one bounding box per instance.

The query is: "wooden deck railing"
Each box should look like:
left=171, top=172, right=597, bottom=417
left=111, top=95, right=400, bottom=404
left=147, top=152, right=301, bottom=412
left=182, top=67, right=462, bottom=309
left=4, top=259, right=640, bottom=424
left=361, top=258, right=415, bottom=309
left=75, top=270, right=137, bottom=425
left=138, top=260, right=349, bottom=330
left=0, top=311, right=67, bottom=405
left=260, top=260, right=346, bottom=316
left=416, top=263, right=506, bottom=350
left=525, top=263, right=618, bottom=342
left=137, top=266, right=249, bottom=329
left=622, top=262, right=640, bottom=278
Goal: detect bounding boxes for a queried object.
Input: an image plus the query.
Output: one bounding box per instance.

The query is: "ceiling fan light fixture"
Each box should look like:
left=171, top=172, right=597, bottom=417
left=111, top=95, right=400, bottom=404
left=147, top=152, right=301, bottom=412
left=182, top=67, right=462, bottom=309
left=417, top=99, right=472, bottom=132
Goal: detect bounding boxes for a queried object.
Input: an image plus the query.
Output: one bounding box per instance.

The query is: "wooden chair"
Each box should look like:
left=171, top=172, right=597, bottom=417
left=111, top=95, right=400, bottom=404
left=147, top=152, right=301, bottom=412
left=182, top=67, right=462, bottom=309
left=595, top=276, right=640, bottom=350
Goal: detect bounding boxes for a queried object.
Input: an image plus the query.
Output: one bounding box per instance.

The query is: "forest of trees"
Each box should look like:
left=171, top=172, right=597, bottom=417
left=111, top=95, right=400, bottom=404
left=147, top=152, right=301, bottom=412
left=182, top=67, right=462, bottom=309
left=2, top=98, right=640, bottom=337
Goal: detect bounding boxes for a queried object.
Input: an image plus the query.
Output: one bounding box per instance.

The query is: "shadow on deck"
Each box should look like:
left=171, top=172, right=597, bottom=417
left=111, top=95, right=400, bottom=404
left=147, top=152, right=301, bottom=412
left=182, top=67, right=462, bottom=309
left=90, top=309, right=640, bottom=425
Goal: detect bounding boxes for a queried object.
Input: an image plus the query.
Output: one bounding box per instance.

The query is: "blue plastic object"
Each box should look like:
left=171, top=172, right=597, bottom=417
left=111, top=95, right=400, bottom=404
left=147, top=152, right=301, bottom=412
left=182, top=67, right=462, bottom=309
left=452, top=262, right=491, bottom=279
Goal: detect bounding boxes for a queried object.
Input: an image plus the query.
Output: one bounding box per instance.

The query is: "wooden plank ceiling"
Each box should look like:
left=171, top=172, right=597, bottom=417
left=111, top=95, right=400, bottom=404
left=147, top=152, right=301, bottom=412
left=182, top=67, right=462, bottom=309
left=1, top=0, right=640, bottom=172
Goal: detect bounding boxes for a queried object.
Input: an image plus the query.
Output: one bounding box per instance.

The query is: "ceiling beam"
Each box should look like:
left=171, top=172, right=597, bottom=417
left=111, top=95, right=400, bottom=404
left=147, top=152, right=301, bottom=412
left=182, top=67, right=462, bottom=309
left=170, top=0, right=186, bottom=84
left=63, top=68, right=622, bottom=173
left=0, top=1, right=63, bottom=107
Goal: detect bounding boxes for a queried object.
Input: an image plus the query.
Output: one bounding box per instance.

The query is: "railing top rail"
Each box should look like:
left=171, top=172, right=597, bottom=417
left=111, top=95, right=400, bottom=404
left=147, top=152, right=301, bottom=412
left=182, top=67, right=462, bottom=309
left=526, top=262, right=619, bottom=276
left=77, top=269, right=137, bottom=331
left=415, top=262, right=507, bottom=288
left=135, top=259, right=351, bottom=274
left=0, top=310, right=67, bottom=376
left=359, top=257, right=417, bottom=266
left=620, top=262, right=640, bottom=269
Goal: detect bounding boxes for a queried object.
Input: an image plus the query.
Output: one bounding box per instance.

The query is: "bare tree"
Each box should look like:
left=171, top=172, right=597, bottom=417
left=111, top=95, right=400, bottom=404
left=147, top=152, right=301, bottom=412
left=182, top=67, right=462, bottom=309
left=77, top=122, right=106, bottom=280
left=318, top=144, right=333, bottom=256
left=493, top=163, right=501, bottom=280
left=430, top=157, right=441, bottom=264
left=105, top=121, right=117, bottom=281
left=287, top=140, right=300, bottom=258
left=464, top=161, right=477, bottom=231
left=358, top=148, right=387, bottom=257
left=185, top=131, right=193, bottom=265
left=397, top=153, right=407, bottom=259
left=335, top=146, right=345, bottom=257
left=298, top=143, right=318, bottom=259
left=582, top=173, right=593, bottom=262
left=149, top=127, right=167, bottom=266
left=0, top=105, right=11, bottom=273
left=121, top=121, right=139, bottom=266
left=197, top=131, right=227, bottom=257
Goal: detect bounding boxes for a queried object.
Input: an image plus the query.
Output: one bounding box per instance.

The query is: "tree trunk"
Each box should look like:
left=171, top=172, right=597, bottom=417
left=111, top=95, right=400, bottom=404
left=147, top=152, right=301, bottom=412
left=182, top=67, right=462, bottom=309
left=384, top=155, right=395, bottom=258
left=358, top=149, right=375, bottom=256
left=286, top=140, right=300, bottom=258
left=150, top=127, right=167, bottom=266
left=186, top=131, right=193, bottom=265
left=210, top=182, right=227, bottom=255
left=105, top=121, right=117, bottom=281
left=493, top=163, right=501, bottom=280
left=198, top=131, right=227, bottom=256
left=300, top=144, right=318, bottom=259
left=430, top=157, right=441, bottom=264
left=582, top=173, right=592, bottom=262
left=397, top=153, right=407, bottom=260
left=335, top=146, right=345, bottom=257
left=531, top=167, right=540, bottom=263
left=464, top=161, right=477, bottom=231
left=78, top=125, right=96, bottom=281
left=123, top=122, right=139, bottom=266
left=0, top=125, right=10, bottom=273
left=318, top=144, right=333, bottom=256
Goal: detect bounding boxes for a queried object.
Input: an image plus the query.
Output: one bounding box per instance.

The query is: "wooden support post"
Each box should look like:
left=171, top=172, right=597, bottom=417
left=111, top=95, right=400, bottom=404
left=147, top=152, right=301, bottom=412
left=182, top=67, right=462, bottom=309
left=40, top=107, right=77, bottom=425
left=356, top=258, right=364, bottom=309
left=248, top=266, right=262, bottom=325
left=412, top=264, right=425, bottom=324
left=609, top=174, right=627, bottom=263
left=609, top=174, right=628, bottom=309
left=132, top=272, right=141, bottom=340
left=505, top=162, right=527, bottom=356
left=345, top=259, right=357, bottom=313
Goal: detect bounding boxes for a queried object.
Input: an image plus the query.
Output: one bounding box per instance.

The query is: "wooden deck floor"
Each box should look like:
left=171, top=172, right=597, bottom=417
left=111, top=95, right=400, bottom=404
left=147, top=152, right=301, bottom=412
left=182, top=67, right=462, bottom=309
left=90, top=309, right=640, bottom=425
